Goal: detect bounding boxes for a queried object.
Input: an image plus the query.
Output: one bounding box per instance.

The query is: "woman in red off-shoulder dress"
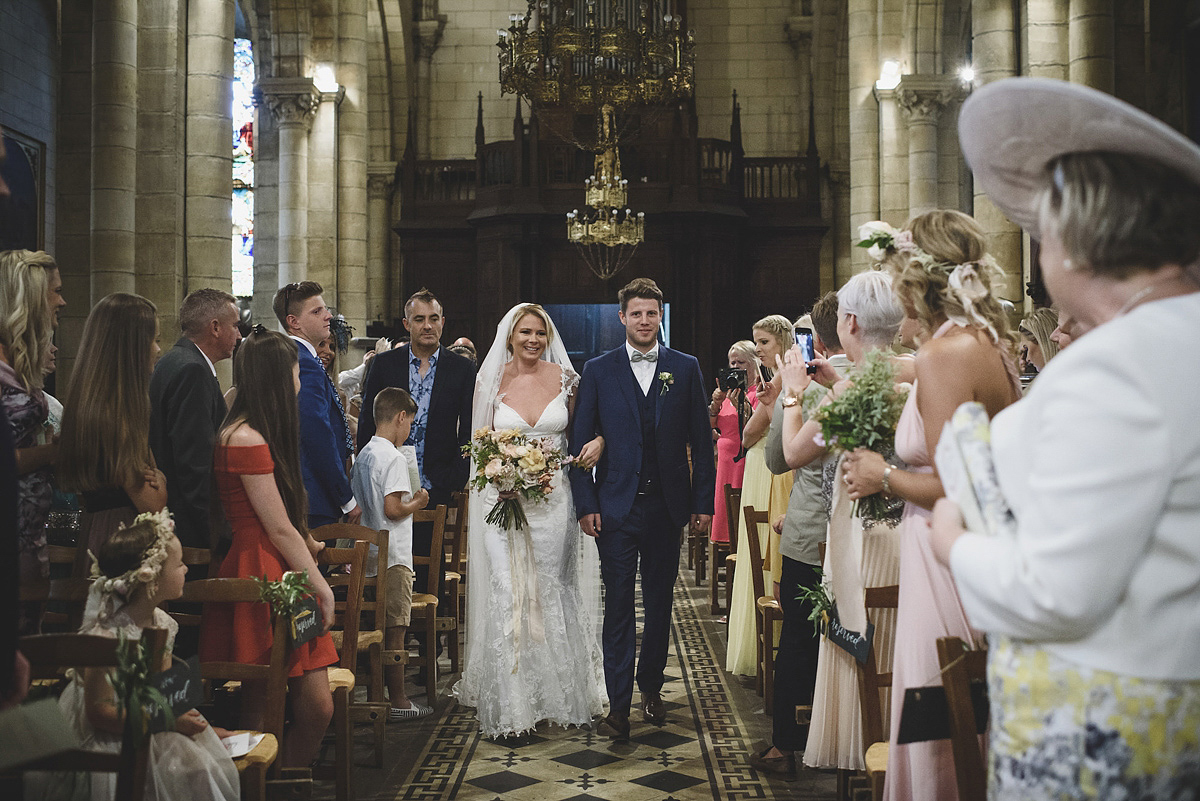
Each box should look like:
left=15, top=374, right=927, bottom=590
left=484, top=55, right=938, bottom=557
left=199, top=329, right=336, bottom=768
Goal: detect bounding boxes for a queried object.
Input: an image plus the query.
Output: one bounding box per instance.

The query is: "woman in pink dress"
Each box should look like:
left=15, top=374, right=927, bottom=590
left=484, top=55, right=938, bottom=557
left=707, top=340, right=758, bottom=547
left=842, top=210, right=1022, bottom=801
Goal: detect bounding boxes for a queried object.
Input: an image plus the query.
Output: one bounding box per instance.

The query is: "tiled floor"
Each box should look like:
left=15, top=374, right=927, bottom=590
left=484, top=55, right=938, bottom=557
left=339, top=562, right=839, bottom=800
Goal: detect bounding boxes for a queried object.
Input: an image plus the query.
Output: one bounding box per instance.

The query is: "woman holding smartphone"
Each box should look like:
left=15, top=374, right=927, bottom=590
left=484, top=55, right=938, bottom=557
left=725, top=315, right=794, bottom=676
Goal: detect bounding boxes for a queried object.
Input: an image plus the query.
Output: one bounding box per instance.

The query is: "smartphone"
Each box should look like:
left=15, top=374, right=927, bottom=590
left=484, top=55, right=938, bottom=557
left=794, top=326, right=817, bottom=373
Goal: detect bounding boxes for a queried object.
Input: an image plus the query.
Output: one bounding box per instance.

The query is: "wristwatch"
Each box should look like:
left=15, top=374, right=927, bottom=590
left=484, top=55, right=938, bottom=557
left=781, top=394, right=800, bottom=408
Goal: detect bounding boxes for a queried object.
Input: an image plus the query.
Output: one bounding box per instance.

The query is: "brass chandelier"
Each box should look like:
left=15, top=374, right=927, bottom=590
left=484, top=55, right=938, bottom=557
left=497, top=1, right=696, bottom=280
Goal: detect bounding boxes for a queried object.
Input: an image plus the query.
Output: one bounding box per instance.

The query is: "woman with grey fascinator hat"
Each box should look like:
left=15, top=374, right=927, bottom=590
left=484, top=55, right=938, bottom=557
left=929, top=77, right=1200, bottom=798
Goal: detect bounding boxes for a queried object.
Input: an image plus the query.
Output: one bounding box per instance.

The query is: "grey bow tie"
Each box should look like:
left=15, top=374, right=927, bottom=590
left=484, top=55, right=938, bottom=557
left=630, top=351, right=658, bottom=363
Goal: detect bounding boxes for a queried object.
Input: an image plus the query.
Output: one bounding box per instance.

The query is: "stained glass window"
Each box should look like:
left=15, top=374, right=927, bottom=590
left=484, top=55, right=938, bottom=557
left=232, top=38, right=255, bottom=297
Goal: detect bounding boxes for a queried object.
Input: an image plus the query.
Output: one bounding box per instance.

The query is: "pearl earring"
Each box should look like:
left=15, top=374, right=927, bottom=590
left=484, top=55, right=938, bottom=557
left=1061, top=258, right=1075, bottom=271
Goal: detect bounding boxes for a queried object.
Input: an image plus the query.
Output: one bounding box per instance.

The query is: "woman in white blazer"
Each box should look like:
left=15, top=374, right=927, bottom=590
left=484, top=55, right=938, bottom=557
left=933, top=78, right=1200, bottom=798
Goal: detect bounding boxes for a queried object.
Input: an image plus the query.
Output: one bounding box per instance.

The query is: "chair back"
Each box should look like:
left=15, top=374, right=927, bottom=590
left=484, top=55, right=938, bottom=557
left=444, top=492, right=468, bottom=574
left=46, top=537, right=89, bottom=578
left=311, top=523, right=390, bottom=652
left=180, top=546, right=213, bottom=580
left=724, top=484, right=741, bottom=551
left=20, top=578, right=92, bottom=632
left=314, top=533, right=369, bottom=669
left=177, top=578, right=291, bottom=777
left=741, top=505, right=769, bottom=601
left=937, top=636, right=989, bottom=801
left=413, top=505, right=448, bottom=597
left=856, top=584, right=900, bottom=747
left=16, top=628, right=169, bottom=799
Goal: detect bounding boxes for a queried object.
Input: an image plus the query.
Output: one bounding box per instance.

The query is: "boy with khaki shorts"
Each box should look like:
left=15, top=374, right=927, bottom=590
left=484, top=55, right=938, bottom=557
left=351, top=387, right=430, bottom=719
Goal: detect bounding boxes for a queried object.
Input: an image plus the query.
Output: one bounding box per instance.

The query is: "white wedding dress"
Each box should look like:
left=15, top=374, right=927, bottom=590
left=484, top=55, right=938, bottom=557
left=452, top=366, right=606, bottom=738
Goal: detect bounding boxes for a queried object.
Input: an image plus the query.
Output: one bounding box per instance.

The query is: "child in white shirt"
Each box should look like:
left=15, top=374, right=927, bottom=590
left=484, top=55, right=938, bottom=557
left=350, top=388, right=430, bottom=719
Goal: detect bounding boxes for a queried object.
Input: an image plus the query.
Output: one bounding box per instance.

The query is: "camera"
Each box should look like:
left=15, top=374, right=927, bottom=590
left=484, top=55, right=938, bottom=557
left=717, top=367, right=748, bottom=392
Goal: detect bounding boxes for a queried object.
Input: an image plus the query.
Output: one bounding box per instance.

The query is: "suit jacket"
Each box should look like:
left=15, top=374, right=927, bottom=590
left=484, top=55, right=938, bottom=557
left=569, top=345, right=716, bottom=531
left=356, top=344, right=474, bottom=497
left=149, top=337, right=227, bottom=549
left=296, top=340, right=354, bottom=520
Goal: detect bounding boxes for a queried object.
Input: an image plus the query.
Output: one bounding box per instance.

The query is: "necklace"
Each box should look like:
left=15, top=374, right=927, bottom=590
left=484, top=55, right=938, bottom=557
left=1114, top=275, right=1193, bottom=317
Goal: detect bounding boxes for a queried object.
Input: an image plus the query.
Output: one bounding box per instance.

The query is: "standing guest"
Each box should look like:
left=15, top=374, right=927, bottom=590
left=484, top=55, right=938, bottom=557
left=149, top=288, right=241, bottom=550
left=726, top=314, right=794, bottom=676
left=1016, top=306, right=1059, bottom=375
left=350, top=387, right=432, bottom=720
left=357, top=287, right=474, bottom=665
left=0, top=250, right=56, bottom=634
left=841, top=211, right=1021, bottom=801
left=933, top=77, right=1200, bottom=799
left=707, top=340, right=758, bottom=551
left=1049, top=307, right=1076, bottom=350
left=272, top=281, right=360, bottom=528
left=200, top=329, right=337, bottom=767
left=570, top=278, right=715, bottom=739
left=338, top=338, right=387, bottom=398
left=58, top=293, right=168, bottom=555
left=449, top=336, right=477, bottom=365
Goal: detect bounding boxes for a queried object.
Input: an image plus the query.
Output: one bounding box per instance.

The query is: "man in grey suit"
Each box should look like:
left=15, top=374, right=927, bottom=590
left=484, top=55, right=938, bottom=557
left=150, top=288, right=242, bottom=550
left=752, top=293, right=849, bottom=778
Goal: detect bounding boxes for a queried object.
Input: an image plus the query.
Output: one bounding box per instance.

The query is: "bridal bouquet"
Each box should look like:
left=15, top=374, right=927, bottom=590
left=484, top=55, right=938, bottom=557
left=464, top=428, right=569, bottom=531
left=814, top=349, right=909, bottom=521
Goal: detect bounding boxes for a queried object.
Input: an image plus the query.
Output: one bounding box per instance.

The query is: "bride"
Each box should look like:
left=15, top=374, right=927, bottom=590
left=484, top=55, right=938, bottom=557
left=453, top=303, right=607, bottom=737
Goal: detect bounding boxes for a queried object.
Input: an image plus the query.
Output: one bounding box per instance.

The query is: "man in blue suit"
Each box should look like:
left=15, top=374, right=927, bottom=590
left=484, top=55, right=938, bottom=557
left=570, top=278, right=715, bottom=739
left=273, top=281, right=361, bottom=529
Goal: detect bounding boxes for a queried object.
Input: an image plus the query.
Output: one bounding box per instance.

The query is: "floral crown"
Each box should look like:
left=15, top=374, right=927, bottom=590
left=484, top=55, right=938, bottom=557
left=856, top=221, right=1005, bottom=342
left=88, top=509, right=176, bottom=600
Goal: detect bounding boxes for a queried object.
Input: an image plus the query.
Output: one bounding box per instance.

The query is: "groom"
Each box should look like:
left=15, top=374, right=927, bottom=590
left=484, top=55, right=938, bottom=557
left=570, top=278, right=715, bottom=739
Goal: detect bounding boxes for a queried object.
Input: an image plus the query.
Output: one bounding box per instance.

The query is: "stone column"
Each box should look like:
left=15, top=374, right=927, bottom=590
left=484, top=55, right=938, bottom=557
left=972, top=0, right=1023, bottom=306
left=896, top=76, right=957, bottom=218
left=258, top=78, right=319, bottom=291
left=847, top=0, right=879, bottom=275
left=91, top=0, right=138, bottom=300
left=338, top=0, right=370, bottom=334
left=186, top=0, right=235, bottom=297
left=366, top=162, right=395, bottom=325
left=1069, top=0, right=1115, bottom=92
left=1026, top=0, right=1069, bottom=80
left=413, top=17, right=446, bottom=157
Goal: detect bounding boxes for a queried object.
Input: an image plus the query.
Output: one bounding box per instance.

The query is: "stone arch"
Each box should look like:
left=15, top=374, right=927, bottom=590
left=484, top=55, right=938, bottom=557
left=374, top=0, right=414, bottom=160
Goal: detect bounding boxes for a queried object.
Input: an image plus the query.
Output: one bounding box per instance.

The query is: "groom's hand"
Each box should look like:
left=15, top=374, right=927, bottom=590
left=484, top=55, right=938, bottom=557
left=689, top=514, right=712, bottom=535
left=580, top=513, right=602, bottom=538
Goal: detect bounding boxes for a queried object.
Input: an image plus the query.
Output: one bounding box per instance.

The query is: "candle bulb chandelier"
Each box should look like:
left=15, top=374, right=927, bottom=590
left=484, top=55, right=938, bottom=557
left=497, top=0, right=695, bottom=280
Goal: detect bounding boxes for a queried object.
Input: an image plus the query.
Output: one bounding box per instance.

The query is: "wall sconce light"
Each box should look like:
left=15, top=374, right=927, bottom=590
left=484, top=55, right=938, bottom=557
left=876, top=60, right=902, bottom=91
left=314, top=65, right=339, bottom=93
left=957, top=64, right=976, bottom=85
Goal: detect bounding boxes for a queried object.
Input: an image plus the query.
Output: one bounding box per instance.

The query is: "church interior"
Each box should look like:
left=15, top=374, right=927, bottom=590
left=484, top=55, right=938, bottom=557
left=3, top=1, right=1200, bottom=799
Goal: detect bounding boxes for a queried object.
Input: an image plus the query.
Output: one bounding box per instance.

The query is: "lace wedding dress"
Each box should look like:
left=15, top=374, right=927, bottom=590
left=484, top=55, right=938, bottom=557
left=452, top=367, right=606, bottom=738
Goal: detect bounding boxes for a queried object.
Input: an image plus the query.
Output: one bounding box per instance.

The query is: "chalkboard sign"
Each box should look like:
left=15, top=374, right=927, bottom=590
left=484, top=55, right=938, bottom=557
left=147, top=656, right=203, bottom=733
left=895, top=681, right=989, bottom=744
left=290, top=595, right=321, bottom=646
left=826, top=603, right=875, bottom=665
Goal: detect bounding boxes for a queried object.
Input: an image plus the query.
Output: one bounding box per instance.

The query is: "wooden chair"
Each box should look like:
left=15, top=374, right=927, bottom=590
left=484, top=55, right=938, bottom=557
left=20, top=577, right=91, bottom=633
left=179, top=546, right=213, bottom=580
left=742, top=505, right=782, bottom=709
left=409, top=504, right=448, bottom=704
left=709, top=484, right=738, bottom=614
left=312, top=522, right=393, bottom=769
left=315, top=539, right=369, bottom=801
left=175, top=578, right=291, bottom=801
left=9, top=628, right=169, bottom=800
left=441, top=491, right=468, bottom=673
left=937, top=636, right=989, bottom=801
left=855, top=584, right=900, bottom=801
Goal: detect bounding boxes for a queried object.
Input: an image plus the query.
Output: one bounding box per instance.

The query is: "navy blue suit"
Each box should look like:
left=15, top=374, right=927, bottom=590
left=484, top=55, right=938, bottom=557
left=295, top=339, right=353, bottom=528
left=570, top=345, right=715, bottom=713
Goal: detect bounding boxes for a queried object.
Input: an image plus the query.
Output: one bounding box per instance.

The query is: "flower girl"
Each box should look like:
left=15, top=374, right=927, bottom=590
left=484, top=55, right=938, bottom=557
left=30, top=510, right=238, bottom=801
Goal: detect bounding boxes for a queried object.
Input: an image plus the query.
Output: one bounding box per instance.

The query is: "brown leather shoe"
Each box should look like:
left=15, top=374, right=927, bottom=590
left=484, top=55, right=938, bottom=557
left=748, top=747, right=797, bottom=781
left=641, top=691, right=666, bottom=726
left=597, top=710, right=630, bottom=741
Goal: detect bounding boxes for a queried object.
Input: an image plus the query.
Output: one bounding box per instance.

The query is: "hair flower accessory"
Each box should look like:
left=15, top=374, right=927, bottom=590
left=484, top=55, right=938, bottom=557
left=945, top=258, right=1004, bottom=342
left=88, top=509, right=176, bottom=601
left=856, top=221, right=901, bottom=262
left=659, top=371, right=674, bottom=395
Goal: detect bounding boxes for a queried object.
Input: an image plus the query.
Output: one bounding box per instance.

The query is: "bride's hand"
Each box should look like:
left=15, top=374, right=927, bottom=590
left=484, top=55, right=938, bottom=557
left=497, top=490, right=519, bottom=500
left=576, top=436, right=605, bottom=470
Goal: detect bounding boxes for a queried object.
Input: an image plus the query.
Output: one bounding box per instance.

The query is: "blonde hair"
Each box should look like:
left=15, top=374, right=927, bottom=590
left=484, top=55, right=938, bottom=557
left=752, top=314, right=792, bottom=356
left=727, top=339, right=759, bottom=367
left=887, top=210, right=1015, bottom=348
left=0, top=250, right=54, bottom=393
left=1019, top=307, right=1060, bottom=364
left=506, top=304, right=555, bottom=352
left=59, top=294, right=159, bottom=493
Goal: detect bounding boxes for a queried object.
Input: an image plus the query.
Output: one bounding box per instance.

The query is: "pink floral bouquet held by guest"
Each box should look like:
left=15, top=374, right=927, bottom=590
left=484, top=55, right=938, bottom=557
left=464, top=427, right=570, bottom=531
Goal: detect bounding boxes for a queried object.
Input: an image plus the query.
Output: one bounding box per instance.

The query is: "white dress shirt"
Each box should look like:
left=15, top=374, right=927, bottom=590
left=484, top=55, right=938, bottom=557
left=950, top=292, right=1200, bottom=681
left=625, top=341, right=660, bottom=396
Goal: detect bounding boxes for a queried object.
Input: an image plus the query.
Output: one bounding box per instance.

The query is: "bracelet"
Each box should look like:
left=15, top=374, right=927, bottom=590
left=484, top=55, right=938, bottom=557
left=882, top=465, right=896, bottom=496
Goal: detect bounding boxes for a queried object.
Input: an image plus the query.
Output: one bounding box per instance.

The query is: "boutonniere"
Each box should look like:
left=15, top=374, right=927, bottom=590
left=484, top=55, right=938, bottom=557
left=658, top=371, right=674, bottom=395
